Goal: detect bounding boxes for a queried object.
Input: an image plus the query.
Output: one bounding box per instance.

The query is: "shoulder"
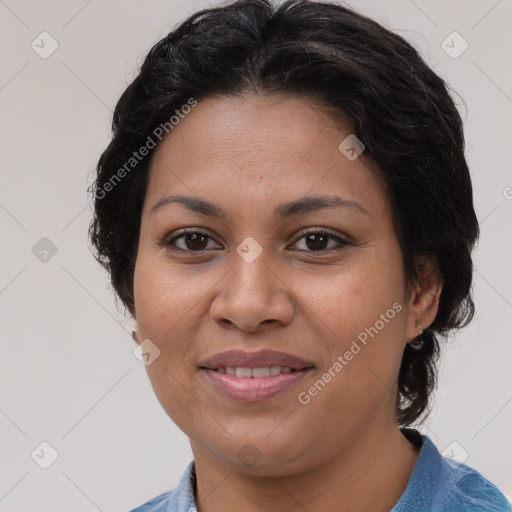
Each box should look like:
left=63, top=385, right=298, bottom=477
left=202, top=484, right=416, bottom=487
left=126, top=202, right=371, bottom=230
left=393, top=433, right=510, bottom=512
left=128, top=460, right=197, bottom=512
left=437, top=455, right=511, bottom=511
left=128, top=490, right=173, bottom=512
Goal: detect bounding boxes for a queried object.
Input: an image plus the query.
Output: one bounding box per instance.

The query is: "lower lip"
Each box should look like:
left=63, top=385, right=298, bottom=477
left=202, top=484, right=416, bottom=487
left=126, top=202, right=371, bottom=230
left=201, top=368, right=314, bottom=401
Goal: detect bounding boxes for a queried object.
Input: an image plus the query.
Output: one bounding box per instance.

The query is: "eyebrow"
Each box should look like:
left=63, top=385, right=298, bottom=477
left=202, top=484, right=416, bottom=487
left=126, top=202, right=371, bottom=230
left=150, top=194, right=370, bottom=219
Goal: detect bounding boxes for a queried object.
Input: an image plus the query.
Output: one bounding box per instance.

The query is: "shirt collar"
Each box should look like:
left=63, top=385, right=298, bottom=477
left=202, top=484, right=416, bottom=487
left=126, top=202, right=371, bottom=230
left=391, top=432, right=441, bottom=511
left=165, top=460, right=197, bottom=512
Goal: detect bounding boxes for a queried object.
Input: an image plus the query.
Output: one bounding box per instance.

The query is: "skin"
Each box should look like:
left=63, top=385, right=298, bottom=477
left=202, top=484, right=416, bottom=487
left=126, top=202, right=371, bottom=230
left=132, top=93, right=442, bottom=512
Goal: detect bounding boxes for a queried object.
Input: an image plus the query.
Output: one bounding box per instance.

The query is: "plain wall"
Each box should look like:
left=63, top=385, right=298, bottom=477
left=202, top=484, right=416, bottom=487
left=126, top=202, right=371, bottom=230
left=1, top=0, right=511, bottom=510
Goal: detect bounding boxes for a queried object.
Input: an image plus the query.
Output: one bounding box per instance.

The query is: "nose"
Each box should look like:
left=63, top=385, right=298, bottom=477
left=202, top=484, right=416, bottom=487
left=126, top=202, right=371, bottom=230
left=209, top=249, right=295, bottom=333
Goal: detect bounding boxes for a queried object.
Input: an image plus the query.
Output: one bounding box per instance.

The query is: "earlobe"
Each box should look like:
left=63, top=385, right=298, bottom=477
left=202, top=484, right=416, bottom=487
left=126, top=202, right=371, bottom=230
left=132, top=330, right=140, bottom=344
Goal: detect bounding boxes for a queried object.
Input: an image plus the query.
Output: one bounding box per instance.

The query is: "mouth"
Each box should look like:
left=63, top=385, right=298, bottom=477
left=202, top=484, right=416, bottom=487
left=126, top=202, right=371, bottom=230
left=198, top=349, right=315, bottom=401
left=200, top=366, right=315, bottom=402
left=205, top=365, right=313, bottom=377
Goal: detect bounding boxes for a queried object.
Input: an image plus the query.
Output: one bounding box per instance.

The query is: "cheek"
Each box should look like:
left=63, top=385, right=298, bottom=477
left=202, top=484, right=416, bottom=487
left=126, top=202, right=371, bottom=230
left=302, top=255, right=405, bottom=337
left=134, top=256, right=203, bottom=330
left=298, top=248, right=407, bottom=394
left=132, top=257, right=204, bottom=394
left=133, top=257, right=207, bottom=429
left=299, top=292, right=405, bottom=435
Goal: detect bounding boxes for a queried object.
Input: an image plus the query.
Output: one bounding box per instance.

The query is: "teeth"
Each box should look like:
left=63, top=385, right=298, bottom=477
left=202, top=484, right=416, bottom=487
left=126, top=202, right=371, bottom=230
left=252, top=367, right=270, bottom=378
left=235, top=367, right=252, bottom=378
left=270, top=365, right=281, bottom=376
left=215, top=366, right=296, bottom=378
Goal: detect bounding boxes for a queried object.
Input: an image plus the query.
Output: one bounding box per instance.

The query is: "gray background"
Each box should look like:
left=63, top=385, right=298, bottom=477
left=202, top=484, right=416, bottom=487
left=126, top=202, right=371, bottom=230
left=0, top=0, right=511, bottom=510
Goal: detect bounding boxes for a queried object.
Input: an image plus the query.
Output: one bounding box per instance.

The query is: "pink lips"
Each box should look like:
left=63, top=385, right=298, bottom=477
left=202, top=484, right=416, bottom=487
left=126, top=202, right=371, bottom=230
left=202, top=368, right=313, bottom=401
left=198, top=349, right=315, bottom=401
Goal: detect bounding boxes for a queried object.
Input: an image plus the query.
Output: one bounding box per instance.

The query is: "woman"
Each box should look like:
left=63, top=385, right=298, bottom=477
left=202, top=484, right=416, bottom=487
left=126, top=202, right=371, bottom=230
left=89, top=0, right=510, bottom=510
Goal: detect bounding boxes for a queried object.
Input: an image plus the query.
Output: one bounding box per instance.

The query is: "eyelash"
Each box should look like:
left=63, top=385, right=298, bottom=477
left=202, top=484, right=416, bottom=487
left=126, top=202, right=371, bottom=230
left=162, top=228, right=352, bottom=254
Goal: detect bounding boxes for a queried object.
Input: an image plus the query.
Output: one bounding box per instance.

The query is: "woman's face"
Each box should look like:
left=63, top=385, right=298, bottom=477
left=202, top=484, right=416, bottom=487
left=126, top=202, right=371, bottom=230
left=133, top=94, right=421, bottom=475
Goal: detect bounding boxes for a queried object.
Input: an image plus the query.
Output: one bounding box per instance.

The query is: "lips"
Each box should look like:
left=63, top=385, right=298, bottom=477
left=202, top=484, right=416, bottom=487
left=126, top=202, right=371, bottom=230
left=202, top=368, right=313, bottom=401
left=198, top=349, right=314, bottom=371
left=198, top=349, right=315, bottom=401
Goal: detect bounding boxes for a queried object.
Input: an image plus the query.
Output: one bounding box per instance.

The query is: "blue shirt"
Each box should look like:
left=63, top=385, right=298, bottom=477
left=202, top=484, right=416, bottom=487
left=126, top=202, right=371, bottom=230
left=129, top=433, right=511, bottom=511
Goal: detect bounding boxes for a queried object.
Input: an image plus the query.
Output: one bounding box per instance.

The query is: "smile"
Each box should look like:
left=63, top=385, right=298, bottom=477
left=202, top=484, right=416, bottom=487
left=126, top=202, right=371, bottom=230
left=212, top=366, right=296, bottom=377
left=201, top=366, right=314, bottom=401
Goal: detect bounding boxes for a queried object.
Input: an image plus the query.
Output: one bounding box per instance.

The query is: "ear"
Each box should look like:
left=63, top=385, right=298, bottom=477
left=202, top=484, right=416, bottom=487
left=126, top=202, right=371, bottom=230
left=131, top=329, right=141, bottom=345
left=405, top=255, right=443, bottom=342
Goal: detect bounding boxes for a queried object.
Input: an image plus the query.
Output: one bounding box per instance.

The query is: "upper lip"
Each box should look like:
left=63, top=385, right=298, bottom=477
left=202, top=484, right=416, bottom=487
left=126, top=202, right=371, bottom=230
left=198, top=349, right=315, bottom=370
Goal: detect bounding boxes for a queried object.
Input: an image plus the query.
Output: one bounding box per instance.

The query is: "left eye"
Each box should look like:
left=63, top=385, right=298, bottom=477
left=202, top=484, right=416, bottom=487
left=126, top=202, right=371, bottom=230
left=290, top=231, right=351, bottom=252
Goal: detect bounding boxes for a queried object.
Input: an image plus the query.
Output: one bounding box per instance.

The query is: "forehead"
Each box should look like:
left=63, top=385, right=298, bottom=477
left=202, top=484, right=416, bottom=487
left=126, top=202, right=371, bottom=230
left=144, top=94, right=388, bottom=220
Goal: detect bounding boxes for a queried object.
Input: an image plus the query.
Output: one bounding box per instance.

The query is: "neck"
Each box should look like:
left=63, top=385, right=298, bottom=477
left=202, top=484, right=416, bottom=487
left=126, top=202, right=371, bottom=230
left=192, top=423, right=420, bottom=512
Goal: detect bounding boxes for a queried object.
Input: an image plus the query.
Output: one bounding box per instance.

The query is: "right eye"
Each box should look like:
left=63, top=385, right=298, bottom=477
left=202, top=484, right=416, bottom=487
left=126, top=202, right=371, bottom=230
left=164, top=229, right=222, bottom=253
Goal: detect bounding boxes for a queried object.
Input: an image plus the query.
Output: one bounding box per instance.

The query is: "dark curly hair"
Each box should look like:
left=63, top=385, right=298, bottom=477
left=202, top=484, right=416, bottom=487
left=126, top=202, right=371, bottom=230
left=88, top=0, right=479, bottom=426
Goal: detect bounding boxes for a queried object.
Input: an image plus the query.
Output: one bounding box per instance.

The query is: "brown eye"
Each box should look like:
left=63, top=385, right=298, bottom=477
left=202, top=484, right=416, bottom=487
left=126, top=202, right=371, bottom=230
left=166, top=230, right=220, bottom=252
left=305, top=233, right=330, bottom=251
left=290, top=230, right=351, bottom=252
